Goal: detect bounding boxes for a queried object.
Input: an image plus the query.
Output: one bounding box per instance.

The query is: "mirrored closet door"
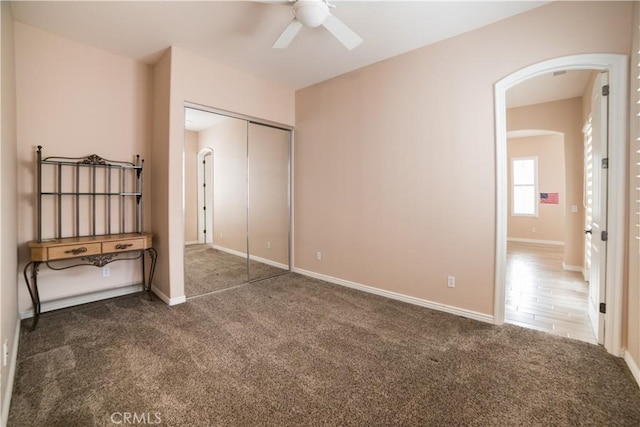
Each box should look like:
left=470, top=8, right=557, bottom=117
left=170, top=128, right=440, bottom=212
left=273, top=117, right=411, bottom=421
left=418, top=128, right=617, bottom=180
left=183, top=106, right=291, bottom=298
left=248, top=123, right=291, bottom=282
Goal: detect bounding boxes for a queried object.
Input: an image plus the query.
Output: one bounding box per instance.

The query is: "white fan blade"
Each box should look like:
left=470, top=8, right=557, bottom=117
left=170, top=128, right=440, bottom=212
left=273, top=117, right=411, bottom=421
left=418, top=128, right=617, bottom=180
left=273, top=18, right=303, bottom=48
left=322, top=14, right=362, bottom=50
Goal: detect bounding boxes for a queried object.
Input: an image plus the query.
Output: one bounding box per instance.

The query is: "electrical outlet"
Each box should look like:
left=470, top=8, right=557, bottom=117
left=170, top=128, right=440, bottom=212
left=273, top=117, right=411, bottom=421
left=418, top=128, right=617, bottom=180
left=103, top=266, right=110, bottom=278
left=447, top=276, right=455, bottom=288
left=267, top=241, right=271, bottom=249
left=532, top=227, right=536, bottom=233
left=316, top=251, right=322, bottom=261
left=3, top=339, right=8, bottom=366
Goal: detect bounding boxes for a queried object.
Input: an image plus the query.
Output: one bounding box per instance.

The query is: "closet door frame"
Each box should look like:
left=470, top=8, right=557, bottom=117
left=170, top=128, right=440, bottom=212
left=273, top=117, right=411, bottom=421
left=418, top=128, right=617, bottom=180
left=183, top=101, right=294, bottom=280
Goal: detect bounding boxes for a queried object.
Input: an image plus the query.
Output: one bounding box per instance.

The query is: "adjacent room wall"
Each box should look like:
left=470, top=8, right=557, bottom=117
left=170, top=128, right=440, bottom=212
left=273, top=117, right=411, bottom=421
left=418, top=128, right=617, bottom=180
left=199, top=118, right=248, bottom=256
left=507, top=134, right=566, bottom=243
left=14, top=22, right=152, bottom=313
left=184, top=130, right=199, bottom=244
left=507, top=98, right=584, bottom=269
left=190, top=118, right=290, bottom=268
left=1, top=2, right=19, bottom=423
left=294, top=1, right=631, bottom=316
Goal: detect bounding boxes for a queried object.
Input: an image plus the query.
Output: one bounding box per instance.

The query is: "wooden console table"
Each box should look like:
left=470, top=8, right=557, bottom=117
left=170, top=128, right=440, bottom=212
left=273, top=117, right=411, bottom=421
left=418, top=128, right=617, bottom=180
left=24, top=232, right=157, bottom=331
left=24, top=147, right=157, bottom=331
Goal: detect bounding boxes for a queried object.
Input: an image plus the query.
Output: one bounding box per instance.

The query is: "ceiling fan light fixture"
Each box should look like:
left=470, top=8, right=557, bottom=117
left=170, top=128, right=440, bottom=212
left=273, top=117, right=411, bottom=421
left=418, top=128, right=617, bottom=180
left=272, top=0, right=361, bottom=50
left=294, top=0, right=329, bottom=28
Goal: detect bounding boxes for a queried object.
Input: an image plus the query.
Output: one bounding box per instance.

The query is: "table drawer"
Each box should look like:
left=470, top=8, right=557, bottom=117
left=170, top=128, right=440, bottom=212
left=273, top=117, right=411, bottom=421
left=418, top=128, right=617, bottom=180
left=48, top=243, right=102, bottom=260
left=103, top=239, right=145, bottom=253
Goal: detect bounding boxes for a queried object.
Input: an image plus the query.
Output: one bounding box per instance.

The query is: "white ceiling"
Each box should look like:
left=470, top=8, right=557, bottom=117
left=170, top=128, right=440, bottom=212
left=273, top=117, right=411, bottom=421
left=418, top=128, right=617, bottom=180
left=506, top=69, right=594, bottom=108
left=10, top=0, right=548, bottom=91
left=185, top=108, right=230, bottom=132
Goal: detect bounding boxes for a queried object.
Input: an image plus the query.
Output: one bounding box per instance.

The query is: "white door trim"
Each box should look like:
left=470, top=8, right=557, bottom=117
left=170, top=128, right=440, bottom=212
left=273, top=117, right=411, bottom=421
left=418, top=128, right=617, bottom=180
left=494, top=54, right=628, bottom=357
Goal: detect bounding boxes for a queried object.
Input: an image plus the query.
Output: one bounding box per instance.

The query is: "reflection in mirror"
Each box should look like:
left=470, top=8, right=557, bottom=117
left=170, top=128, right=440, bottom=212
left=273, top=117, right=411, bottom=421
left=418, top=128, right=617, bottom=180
left=184, top=108, right=248, bottom=297
left=248, top=123, right=291, bottom=281
left=183, top=107, right=292, bottom=298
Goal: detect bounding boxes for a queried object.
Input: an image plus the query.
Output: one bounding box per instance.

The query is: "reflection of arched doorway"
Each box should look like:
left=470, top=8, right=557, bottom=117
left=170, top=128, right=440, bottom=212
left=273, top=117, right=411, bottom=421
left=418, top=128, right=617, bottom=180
left=494, top=54, right=628, bottom=356
left=197, top=148, right=213, bottom=244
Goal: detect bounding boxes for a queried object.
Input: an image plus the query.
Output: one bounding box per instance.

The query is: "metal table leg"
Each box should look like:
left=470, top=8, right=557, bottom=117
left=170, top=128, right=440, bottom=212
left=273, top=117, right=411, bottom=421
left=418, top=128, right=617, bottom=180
left=145, top=247, right=158, bottom=298
left=23, top=261, right=41, bottom=331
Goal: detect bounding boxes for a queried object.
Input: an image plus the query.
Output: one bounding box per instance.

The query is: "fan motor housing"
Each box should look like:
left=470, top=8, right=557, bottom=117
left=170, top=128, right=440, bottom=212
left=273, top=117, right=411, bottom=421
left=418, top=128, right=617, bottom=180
left=294, top=0, right=329, bottom=28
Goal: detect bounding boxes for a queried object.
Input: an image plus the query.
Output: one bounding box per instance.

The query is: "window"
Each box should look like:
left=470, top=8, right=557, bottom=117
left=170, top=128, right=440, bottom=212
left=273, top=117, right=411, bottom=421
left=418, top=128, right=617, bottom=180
left=512, top=157, right=537, bottom=216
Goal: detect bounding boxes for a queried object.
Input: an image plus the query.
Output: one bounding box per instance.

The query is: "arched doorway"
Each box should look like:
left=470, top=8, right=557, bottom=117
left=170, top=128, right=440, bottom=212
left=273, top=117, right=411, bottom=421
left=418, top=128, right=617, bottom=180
left=494, top=54, right=628, bottom=356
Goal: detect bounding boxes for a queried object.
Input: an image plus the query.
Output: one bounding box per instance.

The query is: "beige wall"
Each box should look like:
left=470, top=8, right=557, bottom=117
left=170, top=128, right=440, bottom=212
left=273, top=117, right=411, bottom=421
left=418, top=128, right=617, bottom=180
left=153, top=46, right=295, bottom=300
left=507, top=98, right=585, bottom=268
left=14, top=22, right=153, bottom=311
left=294, top=1, right=631, bottom=316
left=199, top=118, right=248, bottom=255
left=150, top=48, right=171, bottom=298
left=626, top=1, right=640, bottom=383
left=184, top=130, right=198, bottom=244
left=1, top=2, right=19, bottom=423
left=507, top=134, right=566, bottom=243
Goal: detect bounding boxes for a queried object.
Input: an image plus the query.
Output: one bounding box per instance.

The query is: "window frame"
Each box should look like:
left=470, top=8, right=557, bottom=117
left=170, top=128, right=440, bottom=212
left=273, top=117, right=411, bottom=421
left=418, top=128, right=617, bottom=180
left=511, top=156, right=539, bottom=217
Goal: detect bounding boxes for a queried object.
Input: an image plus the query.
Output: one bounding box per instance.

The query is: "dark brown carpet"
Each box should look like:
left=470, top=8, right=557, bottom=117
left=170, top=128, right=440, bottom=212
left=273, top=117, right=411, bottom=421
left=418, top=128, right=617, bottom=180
left=8, top=273, right=640, bottom=426
left=184, top=244, right=286, bottom=297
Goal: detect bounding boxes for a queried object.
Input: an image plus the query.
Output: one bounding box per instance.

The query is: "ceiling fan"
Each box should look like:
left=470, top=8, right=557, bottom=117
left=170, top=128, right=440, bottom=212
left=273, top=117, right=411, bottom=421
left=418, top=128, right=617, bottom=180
left=271, top=0, right=363, bottom=50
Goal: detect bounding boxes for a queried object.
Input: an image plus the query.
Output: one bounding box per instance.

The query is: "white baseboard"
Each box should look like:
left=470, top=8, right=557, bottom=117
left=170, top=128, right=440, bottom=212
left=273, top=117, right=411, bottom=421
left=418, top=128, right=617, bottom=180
left=292, top=268, right=494, bottom=324
left=212, top=245, right=244, bottom=259
left=185, top=241, right=200, bottom=246
left=507, top=237, right=564, bottom=246
left=151, top=286, right=186, bottom=306
left=212, top=245, right=288, bottom=270
left=249, top=254, right=288, bottom=270
left=562, top=263, right=585, bottom=275
left=1, top=320, right=20, bottom=427
left=19, top=283, right=144, bottom=319
left=624, top=350, right=640, bottom=389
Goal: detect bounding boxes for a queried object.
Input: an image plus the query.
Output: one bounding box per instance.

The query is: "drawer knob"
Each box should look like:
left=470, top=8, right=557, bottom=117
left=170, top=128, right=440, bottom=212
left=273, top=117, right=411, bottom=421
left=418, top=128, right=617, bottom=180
left=115, top=243, right=133, bottom=250
left=65, top=247, right=87, bottom=255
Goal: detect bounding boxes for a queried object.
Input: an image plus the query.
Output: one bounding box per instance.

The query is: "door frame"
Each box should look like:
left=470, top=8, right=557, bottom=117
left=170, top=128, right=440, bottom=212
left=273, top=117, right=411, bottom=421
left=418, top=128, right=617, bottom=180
left=197, top=147, right=213, bottom=244
left=493, top=54, right=628, bottom=356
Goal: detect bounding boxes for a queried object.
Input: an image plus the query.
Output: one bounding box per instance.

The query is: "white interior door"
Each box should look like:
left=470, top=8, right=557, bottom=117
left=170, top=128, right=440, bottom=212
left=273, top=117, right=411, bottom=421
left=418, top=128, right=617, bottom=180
left=587, top=72, right=608, bottom=344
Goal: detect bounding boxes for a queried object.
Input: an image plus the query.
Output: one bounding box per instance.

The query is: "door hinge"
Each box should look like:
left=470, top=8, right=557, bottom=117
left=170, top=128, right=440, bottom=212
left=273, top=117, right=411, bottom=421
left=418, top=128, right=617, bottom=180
left=601, top=158, right=608, bottom=169
left=599, top=303, right=606, bottom=314
left=602, top=85, right=609, bottom=96
left=601, top=230, right=608, bottom=241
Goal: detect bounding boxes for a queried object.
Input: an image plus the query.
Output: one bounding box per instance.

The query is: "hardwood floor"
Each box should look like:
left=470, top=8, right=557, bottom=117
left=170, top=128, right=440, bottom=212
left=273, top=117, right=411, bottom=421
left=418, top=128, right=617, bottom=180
left=505, top=241, right=597, bottom=345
